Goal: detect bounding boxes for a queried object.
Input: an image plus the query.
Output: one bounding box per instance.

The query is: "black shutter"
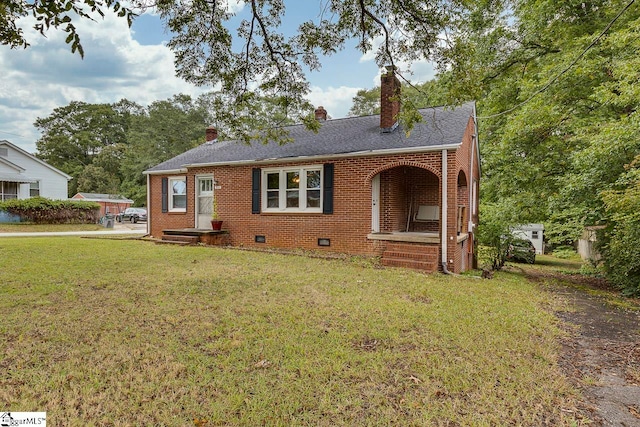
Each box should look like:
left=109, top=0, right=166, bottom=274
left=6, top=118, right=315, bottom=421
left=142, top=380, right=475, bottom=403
left=323, top=163, right=334, bottom=214
left=185, top=176, right=189, bottom=212
left=161, top=177, right=168, bottom=213
left=252, top=168, right=261, bottom=214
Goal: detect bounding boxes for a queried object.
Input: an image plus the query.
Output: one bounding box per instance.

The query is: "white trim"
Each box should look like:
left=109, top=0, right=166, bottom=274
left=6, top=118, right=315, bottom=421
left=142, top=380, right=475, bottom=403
left=168, top=176, right=187, bottom=212
left=472, top=104, right=481, bottom=177
left=143, top=168, right=188, bottom=176
left=149, top=143, right=463, bottom=172
left=261, top=165, right=323, bottom=213
left=441, top=149, right=448, bottom=267
left=0, top=140, right=72, bottom=180
left=195, top=174, right=214, bottom=228
left=0, top=156, right=25, bottom=172
left=146, top=174, right=151, bottom=235
left=371, top=175, right=380, bottom=232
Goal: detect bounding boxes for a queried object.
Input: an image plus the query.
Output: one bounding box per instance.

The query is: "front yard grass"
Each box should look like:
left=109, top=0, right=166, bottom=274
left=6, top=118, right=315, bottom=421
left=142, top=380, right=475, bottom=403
left=0, top=238, right=584, bottom=425
left=0, top=223, right=103, bottom=232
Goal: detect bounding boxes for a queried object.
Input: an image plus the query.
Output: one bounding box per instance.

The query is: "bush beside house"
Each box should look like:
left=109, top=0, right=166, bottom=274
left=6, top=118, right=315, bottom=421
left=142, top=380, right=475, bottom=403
left=0, top=197, right=100, bottom=224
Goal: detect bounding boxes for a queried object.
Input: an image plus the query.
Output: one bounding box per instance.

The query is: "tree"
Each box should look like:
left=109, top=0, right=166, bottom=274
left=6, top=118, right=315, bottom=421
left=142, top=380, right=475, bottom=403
left=1, top=0, right=135, bottom=57
left=34, top=101, right=130, bottom=195
left=119, top=94, right=215, bottom=205
left=451, top=0, right=640, bottom=281
left=599, top=156, right=640, bottom=296
left=4, top=1, right=484, bottom=140
left=349, top=78, right=452, bottom=116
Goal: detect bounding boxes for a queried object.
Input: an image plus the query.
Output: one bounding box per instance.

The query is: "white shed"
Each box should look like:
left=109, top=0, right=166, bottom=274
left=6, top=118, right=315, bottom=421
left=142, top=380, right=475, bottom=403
left=0, top=140, right=71, bottom=201
left=512, top=223, right=545, bottom=254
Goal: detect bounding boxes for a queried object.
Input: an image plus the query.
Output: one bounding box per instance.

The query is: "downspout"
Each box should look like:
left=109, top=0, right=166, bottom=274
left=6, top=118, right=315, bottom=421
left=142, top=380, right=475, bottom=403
left=469, top=104, right=478, bottom=232
left=441, top=149, right=452, bottom=275
left=145, top=174, right=151, bottom=237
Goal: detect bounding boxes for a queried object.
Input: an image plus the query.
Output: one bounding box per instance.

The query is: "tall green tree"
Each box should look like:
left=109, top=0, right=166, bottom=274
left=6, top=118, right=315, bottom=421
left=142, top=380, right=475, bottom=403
left=349, top=79, right=452, bottom=116
left=34, top=101, right=130, bottom=195
left=450, top=0, right=640, bottom=291
left=119, top=94, right=213, bottom=205
left=4, top=1, right=495, bottom=140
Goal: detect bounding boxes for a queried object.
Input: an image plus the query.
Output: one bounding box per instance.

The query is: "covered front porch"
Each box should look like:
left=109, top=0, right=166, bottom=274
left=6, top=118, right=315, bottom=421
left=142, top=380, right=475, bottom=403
left=366, top=162, right=470, bottom=271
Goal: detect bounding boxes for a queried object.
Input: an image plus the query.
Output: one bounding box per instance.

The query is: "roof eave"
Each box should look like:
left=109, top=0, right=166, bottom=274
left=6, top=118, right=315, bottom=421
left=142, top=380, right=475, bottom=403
left=175, top=143, right=462, bottom=170
left=143, top=168, right=189, bottom=176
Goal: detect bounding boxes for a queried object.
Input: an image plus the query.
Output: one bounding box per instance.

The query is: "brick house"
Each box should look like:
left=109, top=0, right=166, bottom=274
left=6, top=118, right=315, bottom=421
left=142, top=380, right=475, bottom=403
left=144, top=69, right=480, bottom=273
left=71, top=192, right=134, bottom=217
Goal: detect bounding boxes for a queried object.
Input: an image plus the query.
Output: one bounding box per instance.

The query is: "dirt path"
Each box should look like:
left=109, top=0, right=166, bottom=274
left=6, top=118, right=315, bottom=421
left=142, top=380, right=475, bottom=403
left=523, top=268, right=640, bottom=426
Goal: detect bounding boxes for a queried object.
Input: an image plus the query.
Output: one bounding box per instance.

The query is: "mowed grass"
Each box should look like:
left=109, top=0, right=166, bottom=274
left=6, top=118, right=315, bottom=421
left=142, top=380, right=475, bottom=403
left=0, top=238, right=582, bottom=426
left=0, top=223, right=103, bottom=232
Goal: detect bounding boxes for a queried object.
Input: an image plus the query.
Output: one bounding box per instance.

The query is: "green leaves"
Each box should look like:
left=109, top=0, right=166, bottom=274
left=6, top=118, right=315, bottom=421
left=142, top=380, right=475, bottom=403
left=1, top=0, right=135, bottom=56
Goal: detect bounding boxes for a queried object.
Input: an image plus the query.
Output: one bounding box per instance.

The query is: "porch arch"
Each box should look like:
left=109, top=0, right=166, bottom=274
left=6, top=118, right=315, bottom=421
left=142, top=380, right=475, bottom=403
left=369, top=164, right=441, bottom=233
left=456, top=169, right=469, bottom=235
left=365, top=161, right=441, bottom=184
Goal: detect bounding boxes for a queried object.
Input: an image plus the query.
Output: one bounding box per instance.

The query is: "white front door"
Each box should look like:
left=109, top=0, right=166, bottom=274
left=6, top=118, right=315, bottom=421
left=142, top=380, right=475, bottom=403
left=196, top=175, right=214, bottom=229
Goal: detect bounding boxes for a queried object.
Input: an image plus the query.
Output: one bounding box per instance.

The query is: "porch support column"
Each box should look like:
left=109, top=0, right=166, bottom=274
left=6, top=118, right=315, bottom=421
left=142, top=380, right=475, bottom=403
left=146, top=173, right=151, bottom=236
left=441, top=149, right=448, bottom=270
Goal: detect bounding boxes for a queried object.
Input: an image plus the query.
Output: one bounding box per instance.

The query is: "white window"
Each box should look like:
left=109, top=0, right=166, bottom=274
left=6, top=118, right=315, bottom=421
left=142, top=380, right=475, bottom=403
left=262, top=166, right=322, bottom=212
left=0, top=182, right=18, bottom=201
left=531, top=230, right=539, bottom=240
left=30, top=181, right=40, bottom=197
left=169, top=177, right=187, bottom=212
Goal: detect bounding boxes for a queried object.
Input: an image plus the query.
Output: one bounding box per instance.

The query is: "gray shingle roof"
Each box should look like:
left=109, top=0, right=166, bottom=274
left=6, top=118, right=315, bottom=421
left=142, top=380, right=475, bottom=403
left=145, top=102, right=475, bottom=173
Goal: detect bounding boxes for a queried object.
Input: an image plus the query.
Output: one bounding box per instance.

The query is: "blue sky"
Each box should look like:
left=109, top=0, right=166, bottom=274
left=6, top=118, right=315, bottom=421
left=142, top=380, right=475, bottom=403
left=0, top=1, right=435, bottom=153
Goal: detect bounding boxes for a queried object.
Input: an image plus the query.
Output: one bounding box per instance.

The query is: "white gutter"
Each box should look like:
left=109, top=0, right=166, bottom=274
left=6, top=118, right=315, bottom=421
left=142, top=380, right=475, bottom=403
left=441, top=149, right=449, bottom=272
left=141, top=143, right=463, bottom=174
left=143, top=168, right=188, bottom=176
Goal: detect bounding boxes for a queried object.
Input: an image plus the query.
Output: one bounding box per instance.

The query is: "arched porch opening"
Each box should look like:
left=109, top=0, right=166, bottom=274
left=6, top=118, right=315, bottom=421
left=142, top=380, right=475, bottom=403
left=456, top=170, right=469, bottom=235
left=371, top=165, right=440, bottom=236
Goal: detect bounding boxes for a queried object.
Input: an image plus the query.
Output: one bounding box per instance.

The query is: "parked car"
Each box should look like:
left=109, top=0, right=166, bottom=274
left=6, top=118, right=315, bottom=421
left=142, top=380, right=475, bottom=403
left=116, top=208, right=147, bottom=223
left=506, top=238, right=536, bottom=264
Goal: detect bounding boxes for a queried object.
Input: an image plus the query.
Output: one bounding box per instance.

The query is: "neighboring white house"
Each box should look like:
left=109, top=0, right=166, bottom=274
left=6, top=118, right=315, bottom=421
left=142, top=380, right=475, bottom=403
left=0, top=140, right=71, bottom=201
left=512, top=223, right=545, bottom=254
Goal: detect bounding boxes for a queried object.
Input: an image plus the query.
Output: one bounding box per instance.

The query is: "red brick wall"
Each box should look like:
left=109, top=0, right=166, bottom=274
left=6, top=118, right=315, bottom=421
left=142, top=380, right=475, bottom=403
left=148, top=117, right=479, bottom=272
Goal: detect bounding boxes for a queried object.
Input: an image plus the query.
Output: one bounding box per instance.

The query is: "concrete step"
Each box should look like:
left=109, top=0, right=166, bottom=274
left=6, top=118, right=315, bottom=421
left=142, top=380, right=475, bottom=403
left=384, top=242, right=438, bottom=255
left=161, top=234, right=200, bottom=244
left=382, top=250, right=437, bottom=262
left=380, top=257, right=438, bottom=272
left=381, top=243, right=439, bottom=272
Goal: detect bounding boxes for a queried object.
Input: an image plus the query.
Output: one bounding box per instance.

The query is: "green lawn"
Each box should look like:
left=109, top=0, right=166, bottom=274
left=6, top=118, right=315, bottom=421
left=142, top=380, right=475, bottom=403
left=0, top=238, right=584, bottom=426
left=0, top=223, right=103, bottom=232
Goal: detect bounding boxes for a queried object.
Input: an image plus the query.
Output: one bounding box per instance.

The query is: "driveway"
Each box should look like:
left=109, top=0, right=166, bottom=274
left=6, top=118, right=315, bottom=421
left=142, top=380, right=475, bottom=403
left=524, top=268, right=640, bottom=426
left=0, top=221, right=147, bottom=237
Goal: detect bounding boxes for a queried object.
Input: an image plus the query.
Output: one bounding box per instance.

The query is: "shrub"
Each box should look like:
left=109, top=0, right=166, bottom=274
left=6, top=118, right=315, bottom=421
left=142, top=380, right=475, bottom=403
left=551, top=245, right=577, bottom=260
left=0, top=197, right=100, bottom=224
left=477, top=202, right=514, bottom=270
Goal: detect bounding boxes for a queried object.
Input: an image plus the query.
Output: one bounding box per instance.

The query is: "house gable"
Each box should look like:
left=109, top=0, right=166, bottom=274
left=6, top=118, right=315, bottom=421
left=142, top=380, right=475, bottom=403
left=0, top=140, right=71, bottom=200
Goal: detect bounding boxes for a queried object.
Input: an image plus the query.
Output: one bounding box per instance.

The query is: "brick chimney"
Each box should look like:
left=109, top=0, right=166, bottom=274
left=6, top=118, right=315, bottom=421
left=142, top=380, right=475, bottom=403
left=205, top=126, right=218, bottom=142
left=380, top=65, right=401, bottom=132
left=314, top=106, right=328, bottom=121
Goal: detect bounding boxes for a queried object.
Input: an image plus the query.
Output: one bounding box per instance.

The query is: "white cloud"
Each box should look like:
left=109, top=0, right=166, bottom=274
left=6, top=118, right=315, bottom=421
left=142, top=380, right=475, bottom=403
left=358, top=29, right=438, bottom=86
left=307, top=85, right=362, bottom=119
left=226, top=0, right=246, bottom=14
left=0, top=10, right=206, bottom=153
